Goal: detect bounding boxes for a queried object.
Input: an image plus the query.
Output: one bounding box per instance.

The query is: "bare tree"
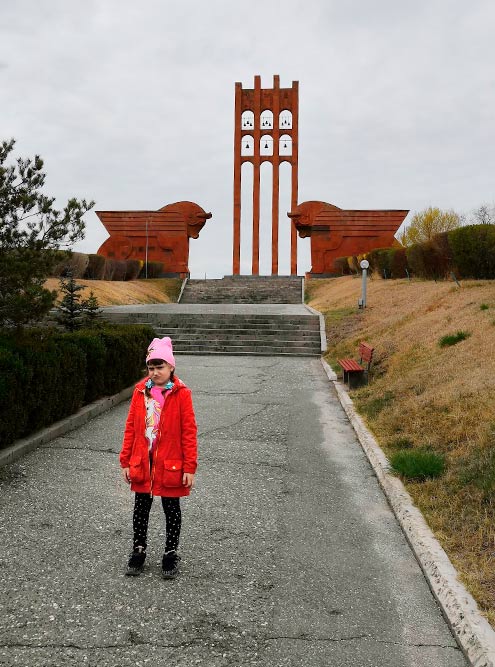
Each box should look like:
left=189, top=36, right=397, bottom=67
left=471, top=204, right=495, bottom=225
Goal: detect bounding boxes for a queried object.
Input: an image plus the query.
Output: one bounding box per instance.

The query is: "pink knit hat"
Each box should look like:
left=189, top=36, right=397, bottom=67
left=146, top=337, right=176, bottom=368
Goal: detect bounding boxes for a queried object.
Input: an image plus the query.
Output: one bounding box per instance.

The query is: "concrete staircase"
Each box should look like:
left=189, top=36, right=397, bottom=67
left=101, top=276, right=323, bottom=357
left=180, top=276, right=303, bottom=304
left=102, top=308, right=322, bottom=357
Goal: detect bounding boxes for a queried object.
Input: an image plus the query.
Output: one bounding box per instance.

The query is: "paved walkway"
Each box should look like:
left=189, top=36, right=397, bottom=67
left=0, top=356, right=467, bottom=667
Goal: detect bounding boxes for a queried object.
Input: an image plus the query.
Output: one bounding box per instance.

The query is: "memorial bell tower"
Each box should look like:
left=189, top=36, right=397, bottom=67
left=232, top=75, right=299, bottom=275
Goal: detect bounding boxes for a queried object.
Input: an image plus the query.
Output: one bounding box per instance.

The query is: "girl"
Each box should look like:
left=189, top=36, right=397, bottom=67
left=120, top=336, right=197, bottom=578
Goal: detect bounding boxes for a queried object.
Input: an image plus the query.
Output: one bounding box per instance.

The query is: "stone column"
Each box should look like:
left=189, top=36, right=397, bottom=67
left=252, top=75, right=261, bottom=276
left=271, top=75, right=280, bottom=275
left=232, top=82, right=242, bottom=275
left=290, top=81, right=299, bottom=276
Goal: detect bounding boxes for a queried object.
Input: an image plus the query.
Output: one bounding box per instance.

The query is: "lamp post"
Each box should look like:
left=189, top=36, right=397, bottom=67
left=359, top=259, right=369, bottom=308
left=145, top=215, right=149, bottom=279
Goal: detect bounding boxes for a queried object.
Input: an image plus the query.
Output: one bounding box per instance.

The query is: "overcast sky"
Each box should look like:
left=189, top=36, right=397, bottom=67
left=2, top=1, right=494, bottom=277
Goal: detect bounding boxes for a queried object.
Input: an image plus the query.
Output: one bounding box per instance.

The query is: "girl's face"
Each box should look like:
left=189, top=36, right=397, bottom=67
left=147, top=360, right=173, bottom=386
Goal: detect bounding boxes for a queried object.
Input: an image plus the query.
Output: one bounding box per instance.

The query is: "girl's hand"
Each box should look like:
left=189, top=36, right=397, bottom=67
left=183, top=473, right=194, bottom=488
left=122, top=467, right=131, bottom=484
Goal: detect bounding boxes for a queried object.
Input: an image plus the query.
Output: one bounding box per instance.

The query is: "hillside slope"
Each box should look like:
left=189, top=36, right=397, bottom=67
left=44, top=278, right=181, bottom=306
left=307, top=275, right=495, bottom=624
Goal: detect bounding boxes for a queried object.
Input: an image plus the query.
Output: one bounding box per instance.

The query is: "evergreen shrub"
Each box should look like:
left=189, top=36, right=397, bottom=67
left=430, top=232, right=454, bottom=276
left=139, top=262, right=164, bottom=278
left=97, top=325, right=152, bottom=394
left=364, top=248, right=396, bottom=278
left=377, top=248, right=395, bottom=278
left=54, top=330, right=107, bottom=403
left=347, top=256, right=359, bottom=274
left=0, top=323, right=154, bottom=448
left=52, top=252, right=89, bottom=278
left=363, top=249, right=379, bottom=274
left=334, top=257, right=351, bottom=275
left=84, top=254, right=106, bottom=280
left=406, top=240, right=449, bottom=280
left=112, top=260, right=128, bottom=281
left=337, top=248, right=408, bottom=280
left=0, top=332, right=87, bottom=437
left=103, top=258, right=116, bottom=280
left=0, top=348, right=27, bottom=444
left=390, top=248, right=409, bottom=278
left=125, top=259, right=142, bottom=280
left=340, top=225, right=495, bottom=281
left=50, top=250, right=70, bottom=276
left=448, top=224, right=495, bottom=279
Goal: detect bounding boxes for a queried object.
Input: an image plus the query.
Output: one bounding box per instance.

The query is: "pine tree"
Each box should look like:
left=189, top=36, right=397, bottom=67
left=0, top=138, right=94, bottom=328
left=56, top=272, right=85, bottom=331
left=82, top=290, right=102, bottom=327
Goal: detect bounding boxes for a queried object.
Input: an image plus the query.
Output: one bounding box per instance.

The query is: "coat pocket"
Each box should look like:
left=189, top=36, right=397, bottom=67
left=162, top=459, right=183, bottom=488
left=129, top=454, right=145, bottom=484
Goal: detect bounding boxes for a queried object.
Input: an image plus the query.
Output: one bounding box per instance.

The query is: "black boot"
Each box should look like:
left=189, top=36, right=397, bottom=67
left=161, top=550, right=181, bottom=579
left=126, top=546, right=146, bottom=576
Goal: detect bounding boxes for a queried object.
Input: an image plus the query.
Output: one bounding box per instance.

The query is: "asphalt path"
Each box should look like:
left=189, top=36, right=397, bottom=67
left=0, top=356, right=467, bottom=667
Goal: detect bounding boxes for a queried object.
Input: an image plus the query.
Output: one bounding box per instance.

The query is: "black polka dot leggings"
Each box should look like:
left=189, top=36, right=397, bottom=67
left=133, top=493, right=181, bottom=553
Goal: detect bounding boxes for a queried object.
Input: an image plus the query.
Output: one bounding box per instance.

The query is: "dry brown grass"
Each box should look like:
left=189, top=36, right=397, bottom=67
left=44, top=278, right=181, bottom=306
left=308, top=275, right=495, bottom=624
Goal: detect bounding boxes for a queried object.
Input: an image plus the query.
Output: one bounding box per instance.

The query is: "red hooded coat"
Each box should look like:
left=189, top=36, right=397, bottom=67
left=119, top=376, right=197, bottom=497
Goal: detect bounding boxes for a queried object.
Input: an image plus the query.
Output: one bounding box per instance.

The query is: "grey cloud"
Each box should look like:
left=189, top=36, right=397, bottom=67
left=1, top=0, right=494, bottom=277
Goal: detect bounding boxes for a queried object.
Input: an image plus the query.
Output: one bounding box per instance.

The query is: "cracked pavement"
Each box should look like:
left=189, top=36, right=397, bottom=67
left=0, top=355, right=467, bottom=666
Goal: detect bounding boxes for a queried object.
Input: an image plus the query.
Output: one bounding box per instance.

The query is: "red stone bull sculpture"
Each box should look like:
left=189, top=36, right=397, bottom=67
left=288, top=201, right=408, bottom=276
left=96, top=201, right=212, bottom=278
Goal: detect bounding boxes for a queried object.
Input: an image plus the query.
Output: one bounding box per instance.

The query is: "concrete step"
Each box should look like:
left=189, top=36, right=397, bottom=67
left=180, top=276, right=303, bottom=304
left=183, top=286, right=301, bottom=291
left=105, top=315, right=319, bottom=329
left=184, top=283, right=302, bottom=289
left=163, top=336, right=319, bottom=347
left=173, top=344, right=320, bottom=356
left=153, top=330, right=321, bottom=341
left=187, top=277, right=302, bottom=285
left=101, top=306, right=322, bottom=357
left=174, top=349, right=320, bottom=357
left=180, top=297, right=303, bottom=305
left=153, top=323, right=318, bottom=330
left=104, top=311, right=317, bottom=322
left=152, top=323, right=320, bottom=333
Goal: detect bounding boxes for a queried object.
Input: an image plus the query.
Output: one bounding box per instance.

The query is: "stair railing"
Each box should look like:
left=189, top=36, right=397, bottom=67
left=177, top=276, right=189, bottom=303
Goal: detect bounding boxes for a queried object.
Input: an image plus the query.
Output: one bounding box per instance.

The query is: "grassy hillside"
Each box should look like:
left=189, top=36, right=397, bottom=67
left=44, top=278, right=182, bottom=306
left=307, top=275, right=495, bottom=624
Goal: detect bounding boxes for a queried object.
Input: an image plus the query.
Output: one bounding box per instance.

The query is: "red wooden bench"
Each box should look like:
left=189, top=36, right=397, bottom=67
left=338, top=342, right=374, bottom=389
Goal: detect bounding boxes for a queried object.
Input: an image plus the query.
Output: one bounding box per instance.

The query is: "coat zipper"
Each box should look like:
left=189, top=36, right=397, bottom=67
left=150, top=425, right=163, bottom=497
left=147, top=384, right=177, bottom=497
